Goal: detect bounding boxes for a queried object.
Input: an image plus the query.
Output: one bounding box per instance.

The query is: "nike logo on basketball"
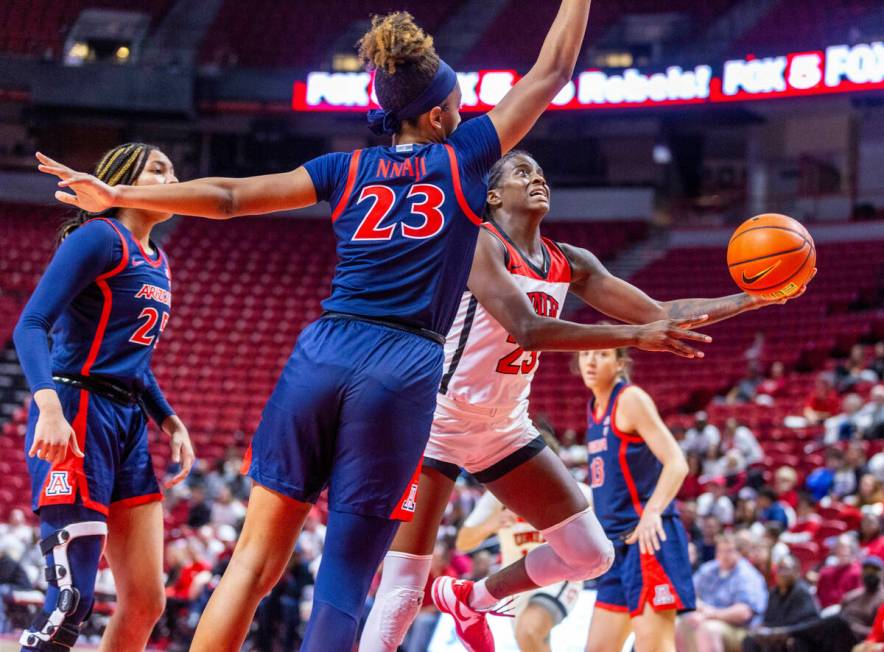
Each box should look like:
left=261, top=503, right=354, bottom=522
left=741, top=260, right=781, bottom=284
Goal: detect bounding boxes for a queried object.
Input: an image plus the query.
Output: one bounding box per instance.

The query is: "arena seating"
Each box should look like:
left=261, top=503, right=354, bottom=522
left=460, top=0, right=739, bottom=68
left=731, top=0, right=879, bottom=57
left=198, top=0, right=460, bottom=69
left=0, top=0, right=174, bottom=59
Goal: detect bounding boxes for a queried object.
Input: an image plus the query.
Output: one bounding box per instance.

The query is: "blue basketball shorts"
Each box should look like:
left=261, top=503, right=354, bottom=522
left=26, top=382, right=162, bottom=517
left=242, top=316, right=444, bottom=521
left=595, top=517, right=696, bottom=617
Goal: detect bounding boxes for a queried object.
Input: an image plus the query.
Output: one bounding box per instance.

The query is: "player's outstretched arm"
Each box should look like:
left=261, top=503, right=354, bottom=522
left=37, top=152, right=318, bottom=219
left=467, top=230, right=711, bottom=357
left=559, top=242, right=813, bottom=329
left=617, top=387, right=688, bottom=555
left=487, top=0, right=592, bottom=154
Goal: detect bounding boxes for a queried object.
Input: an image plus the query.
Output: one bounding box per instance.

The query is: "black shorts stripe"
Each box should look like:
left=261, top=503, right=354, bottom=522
left=422, top=456, right=461, bottom=482
left=439, top=294, right=479, bottom=394
left=472, top=435, right=547, bottom=484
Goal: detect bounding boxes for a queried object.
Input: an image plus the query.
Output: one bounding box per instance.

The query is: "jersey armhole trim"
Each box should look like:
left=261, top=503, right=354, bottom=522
left=549, top=239, right=574, bottom=282
left=444, top=144, right=482, bottom=226
left=482, top=224, right=511, bottom=268
left=80, top=218, right=129, bottom=376
left=330, top=149, right=362, bottom=223
left=610, top=386, right=644, bottom=444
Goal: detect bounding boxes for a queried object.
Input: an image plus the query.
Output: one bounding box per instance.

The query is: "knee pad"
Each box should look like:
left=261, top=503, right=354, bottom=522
left=374, top=586, right=424, bottom=647
left=20, top=521, right=107, bottom=651
left=525, top=508, right=614, bottom=585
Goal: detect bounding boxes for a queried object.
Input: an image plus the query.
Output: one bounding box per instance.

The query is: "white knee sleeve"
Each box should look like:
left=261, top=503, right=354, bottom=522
left=524, top=507, right=614, bottom=586
left=358, top=551, right=432, bottom=652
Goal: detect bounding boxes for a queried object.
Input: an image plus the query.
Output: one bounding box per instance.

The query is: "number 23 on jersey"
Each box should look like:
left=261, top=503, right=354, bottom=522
left=352, top=183, right=446, bottom=241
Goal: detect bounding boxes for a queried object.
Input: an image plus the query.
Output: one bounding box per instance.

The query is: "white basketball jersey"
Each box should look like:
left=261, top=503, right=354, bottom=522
left=439, top=221, right=572, bottom=410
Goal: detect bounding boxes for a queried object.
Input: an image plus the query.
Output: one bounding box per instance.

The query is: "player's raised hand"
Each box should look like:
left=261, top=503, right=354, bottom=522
left=36, top=152, right=119, bottom=213
left=162, top=415, right=195, bottom=488
left=635, top=316, right=712, bottom=359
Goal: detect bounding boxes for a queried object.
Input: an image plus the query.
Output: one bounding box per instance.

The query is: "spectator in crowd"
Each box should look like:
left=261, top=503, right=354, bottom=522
left=727, top=362, right=765, bottom=405
left=805, top=375, right=841, bottom=425
left=871, top=343, right=884, bottom=382
left=699, top=515, right=723, bottom=564
left=774, top=467, right=799, bottom=509
left=825, top=393, right=865, bottom=444
left=789, top=556, right=884, bottom=652
left=817, top=535, right=863, bottom=609
left=685, top=411, right=722, bottom=457
left=680, top=453, right=705, bottom=500
left=835, top=345, right=878, bottom=393
left=677, top=532, right=768, bottom=652
left=861, top=513, right=884, bottom=558
left=209, top=486, right=246, bottom=528
left=699, top=476, right=736, bottom=525
left=806, top=447, right=845, bottom=501
left=755, top=361, right=787, bottom=406
left=745, top=332, right=766, bottom=365
left=187, top=484, right=212, bottom=529
left=734, top=493, right=759, bottom=530
left=742, top=554, right=819, bottom=652
left=854, top=475, right=884, bottom=510
left=0, top=542, right=31, bottom=633
left=706, top=449, right=748, bottom=493
left=855, top=598, right=884, bottom=652
left=757, top=487, right=790, bottom=529
left=254, top=549, right=315, bottom=652
left=721, top=418, right=764, bottom=467
left=681, top=499, right=703, bottom=542
left=859, top=385, right=884, bottom=440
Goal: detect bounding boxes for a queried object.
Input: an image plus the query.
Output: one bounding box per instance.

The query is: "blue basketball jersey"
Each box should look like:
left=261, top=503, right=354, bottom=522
left=304, top=115, right=500, bottom=336
left=585, top=381, right=677, bottom=537
left=16, top=218, right=172, bottom=397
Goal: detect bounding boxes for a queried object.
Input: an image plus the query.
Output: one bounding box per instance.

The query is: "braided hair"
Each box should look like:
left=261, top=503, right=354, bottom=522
left=357, top=12, right=440, bottom=131
left=58, top=142, right=155, bottom=241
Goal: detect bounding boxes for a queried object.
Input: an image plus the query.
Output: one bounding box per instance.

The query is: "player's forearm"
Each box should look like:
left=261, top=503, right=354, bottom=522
left=517, top=318, right=640, bottom=352
left=116, top=177, right=240, bottom=219
left=455, top=525, right=495, bottom=552
left=644, top=456, right=689, bottom=516
left=661, top=293, right=760, bottom=327
left=528, top=0, right=591, bottom=87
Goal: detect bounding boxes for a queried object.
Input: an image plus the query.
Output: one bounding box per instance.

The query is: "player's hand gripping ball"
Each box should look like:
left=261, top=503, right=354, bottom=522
left=727, top=213, right=816, bottom=301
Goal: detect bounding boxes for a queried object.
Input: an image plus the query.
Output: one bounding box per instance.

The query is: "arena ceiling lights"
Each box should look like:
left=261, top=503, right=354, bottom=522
left=292, top=41, right=884, bottom=112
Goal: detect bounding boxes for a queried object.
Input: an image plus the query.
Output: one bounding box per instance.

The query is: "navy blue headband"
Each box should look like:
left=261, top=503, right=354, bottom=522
left=367, top=59, right=457, bottom=136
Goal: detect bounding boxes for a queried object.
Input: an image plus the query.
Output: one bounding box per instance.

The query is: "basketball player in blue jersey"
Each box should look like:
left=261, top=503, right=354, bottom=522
left=359, top=151, right=811, bottom=652
left=35, top=4, right=613, bottom=650
left=13, top=143, right=192, bottom=652
left=578, top=345, right=693, bottom=652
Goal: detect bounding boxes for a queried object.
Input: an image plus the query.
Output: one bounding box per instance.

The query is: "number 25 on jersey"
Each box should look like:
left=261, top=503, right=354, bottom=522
left=352, top=183, right=446, bottom=241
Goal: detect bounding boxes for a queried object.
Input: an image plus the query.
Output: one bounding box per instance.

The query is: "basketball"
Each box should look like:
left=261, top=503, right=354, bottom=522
left=727, top=213, right=816, bottom=300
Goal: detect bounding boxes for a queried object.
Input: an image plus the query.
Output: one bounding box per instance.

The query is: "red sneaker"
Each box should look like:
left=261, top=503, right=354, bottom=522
left=431, top=576, right=495, bottom=652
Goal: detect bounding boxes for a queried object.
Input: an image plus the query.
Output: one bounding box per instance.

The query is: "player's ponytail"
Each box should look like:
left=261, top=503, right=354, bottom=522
left=357, top=12, right=440, bottom=122
left=58, top=142, right=156, bottom=241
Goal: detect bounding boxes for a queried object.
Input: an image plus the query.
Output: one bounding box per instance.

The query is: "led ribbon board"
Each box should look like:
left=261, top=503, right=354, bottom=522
left=292, top=42, right=884, bottom=112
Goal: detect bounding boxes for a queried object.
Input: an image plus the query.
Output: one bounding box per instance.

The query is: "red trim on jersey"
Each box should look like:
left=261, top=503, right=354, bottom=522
left=618, top=437, right=644, bottom=518
left=609, top=389, right=644, bottom=444
left=330, top=149, right=362, bottom=222
left=595, top=601, right=629, bottom=613
left=80, top=219, right=130, bottom=377
left=631, top=553, right=685, bottom=617
left=389, top=459, right=422, bottom=522
left=111, top=493, right=163, bottom=510
left=134, top=239, right=164, bottom=268
left=444, top=144, right=482, bottom=226
left=543, top=237, right=572, bottom=283
left=482, top=222, right=570, bottom=283
left=240, top=443, right=253, bottom=475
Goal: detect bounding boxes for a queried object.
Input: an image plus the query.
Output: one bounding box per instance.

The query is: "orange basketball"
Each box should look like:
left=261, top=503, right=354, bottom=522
left=727, top=214, right=816, bottom=300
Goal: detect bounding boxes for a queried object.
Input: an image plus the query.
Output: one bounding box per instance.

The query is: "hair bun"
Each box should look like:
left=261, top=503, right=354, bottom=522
left=358, top=12, right=437, bottom=75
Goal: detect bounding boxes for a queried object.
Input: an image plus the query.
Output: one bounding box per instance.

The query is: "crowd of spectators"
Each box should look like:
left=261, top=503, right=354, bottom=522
left=0, top=342, right=880, bottom=650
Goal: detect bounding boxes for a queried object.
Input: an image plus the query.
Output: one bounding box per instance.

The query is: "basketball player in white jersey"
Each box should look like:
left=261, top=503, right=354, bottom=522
left=360, top=151, right=802, bottom=652
left=456, top=433, right=592, bottom=652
